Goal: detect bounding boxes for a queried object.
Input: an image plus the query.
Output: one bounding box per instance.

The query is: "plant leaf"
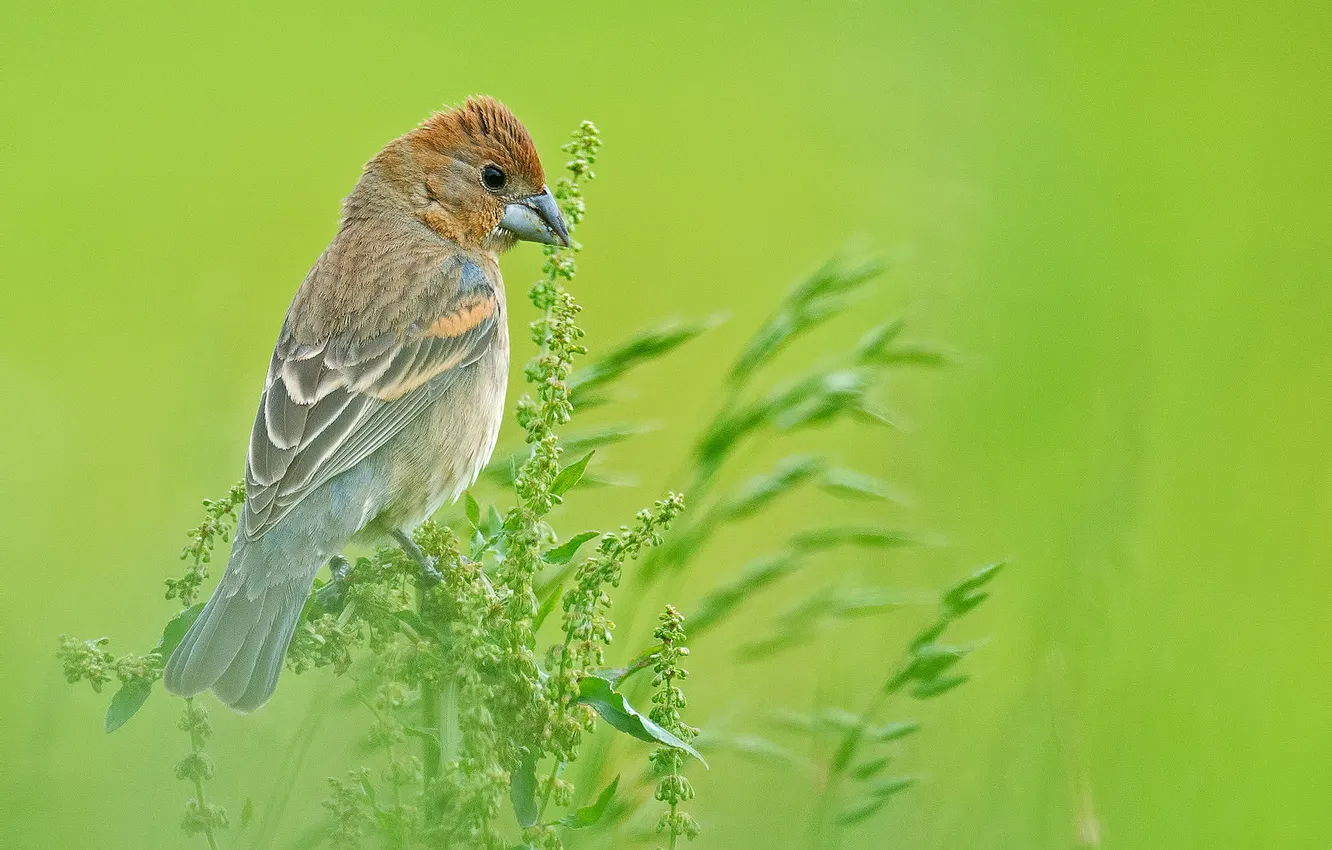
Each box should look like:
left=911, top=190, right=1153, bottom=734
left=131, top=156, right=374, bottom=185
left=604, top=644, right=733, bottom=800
left=593, top=643, right=662, bottom=689
left=105, top=680, right=151, bottom=733
left=870, top=776, right=917, bottom=798
left=693, top=733, right=803, bottom=766
left=790, top=526, right=919, bottom=552
left=551, top=452, right=594, bottom=497
left=464, top=492, right=481, bottom=527
left=838, top=778, right=917, bottom=825
left=156, top=603, right=206, bottom=658
left=837, top=795, right=890, bottom=825
left=534, top=583, right=563, bottom=632
left=106, top=603, right=207, bottom=734
left=912, top=674, right=970, bottom=698
left=543, top=531, right=600, bottom=565
left=393, top=610, right=439, bottom=641
left=574, top=675, right=707, bottom=767
left=868, top=721, right=920, bottom=742
left=402, top=725, right=443, bottom=749
left=568, top=316, right=717, bottom=406
left=943, top=562, right=1004, bottom=617
left=866, top=345, right=955, bottom=368
left=559, top=774, right=619, bottom=829
left=688, top=552, right=802, bottom=636
left=819, top=468, right=909, bottom=504
left=718, top=455, right=825, bottom=521
left=851, top=757, right=891, bottom=780
left=855, top=318, right=907, bottom=363
left=510, top=751, right=539, bottom=828
left=729, top=257, right=883, bottom=384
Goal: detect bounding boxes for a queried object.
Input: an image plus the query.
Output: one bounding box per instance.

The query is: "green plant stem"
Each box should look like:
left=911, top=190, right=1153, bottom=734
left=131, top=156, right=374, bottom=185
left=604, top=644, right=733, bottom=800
left=185, top=698, right=221, bottom=850
left=536, top=626, right=579, bottom=821
left=811, top=688, right=889, bottom=849
left=418, top=586, right=441, bottom=801
left=664, top=663, right=684, bottom=850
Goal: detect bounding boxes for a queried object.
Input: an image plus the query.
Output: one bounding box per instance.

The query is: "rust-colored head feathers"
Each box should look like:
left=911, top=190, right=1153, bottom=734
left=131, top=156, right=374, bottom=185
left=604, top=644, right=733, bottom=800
left=413, top=97, right=545, bottom=188
left=362, top=96, right=551, bottom=251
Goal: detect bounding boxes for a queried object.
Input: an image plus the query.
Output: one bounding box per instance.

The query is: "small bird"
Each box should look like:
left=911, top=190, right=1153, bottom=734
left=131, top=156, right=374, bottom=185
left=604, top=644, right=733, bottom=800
left=164, top=97, right=568, bottom=712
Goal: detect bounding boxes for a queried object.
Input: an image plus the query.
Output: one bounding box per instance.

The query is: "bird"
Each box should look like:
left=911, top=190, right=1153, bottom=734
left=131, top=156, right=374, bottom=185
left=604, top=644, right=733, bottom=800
left=163, top=96, right=569, bottom=712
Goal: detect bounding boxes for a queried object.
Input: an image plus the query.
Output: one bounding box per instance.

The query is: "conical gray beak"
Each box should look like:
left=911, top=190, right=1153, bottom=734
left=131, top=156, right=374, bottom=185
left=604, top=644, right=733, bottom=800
left=499, top=186, right=570, bottom=247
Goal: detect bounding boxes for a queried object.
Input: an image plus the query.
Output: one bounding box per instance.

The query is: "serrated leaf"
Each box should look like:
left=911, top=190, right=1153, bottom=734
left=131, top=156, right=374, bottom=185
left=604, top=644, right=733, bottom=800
left=551, top=451, right=594, bottom=497
left=534, top=583, right=563, bottom=631
left=574, top=676, right=707, bottom=767
left=543, top=531, right=600, bottom=565
left=105, top=680, right=152, bottom=733
left=510, top=751, right=539, bottom=828
left=559, top=774, right=619, bottom=829
left=464, top=492, right=481, bottom=527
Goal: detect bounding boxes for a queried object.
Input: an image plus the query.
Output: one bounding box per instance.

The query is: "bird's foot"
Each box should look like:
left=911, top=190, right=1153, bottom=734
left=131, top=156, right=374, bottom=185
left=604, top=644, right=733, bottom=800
left=314, top=555, right=354, bottom=612
left=392, top=529, right=444, bottom=586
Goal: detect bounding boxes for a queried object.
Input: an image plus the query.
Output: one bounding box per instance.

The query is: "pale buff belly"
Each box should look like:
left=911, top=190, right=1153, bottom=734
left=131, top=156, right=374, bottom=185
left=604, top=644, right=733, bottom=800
left=367, top=338, right=509, bottom=533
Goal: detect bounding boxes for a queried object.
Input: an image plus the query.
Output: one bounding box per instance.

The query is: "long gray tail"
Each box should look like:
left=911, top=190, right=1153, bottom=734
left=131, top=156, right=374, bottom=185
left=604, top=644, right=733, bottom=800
left=163, top=539, right=316, bottom=713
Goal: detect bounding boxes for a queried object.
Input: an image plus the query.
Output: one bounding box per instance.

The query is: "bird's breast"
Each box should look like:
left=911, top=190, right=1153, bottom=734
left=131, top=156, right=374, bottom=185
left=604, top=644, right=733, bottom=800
left=378, top=325, right=509, bottom=531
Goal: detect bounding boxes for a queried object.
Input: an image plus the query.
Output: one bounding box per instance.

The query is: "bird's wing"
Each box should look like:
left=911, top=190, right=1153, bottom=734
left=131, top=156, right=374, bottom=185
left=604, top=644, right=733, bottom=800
left=239, top=258, right=500, bottom=540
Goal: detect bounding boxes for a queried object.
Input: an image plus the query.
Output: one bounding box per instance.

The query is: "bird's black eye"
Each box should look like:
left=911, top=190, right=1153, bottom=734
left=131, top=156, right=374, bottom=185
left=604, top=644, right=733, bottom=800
left=481, top=164, right=506, bottom=191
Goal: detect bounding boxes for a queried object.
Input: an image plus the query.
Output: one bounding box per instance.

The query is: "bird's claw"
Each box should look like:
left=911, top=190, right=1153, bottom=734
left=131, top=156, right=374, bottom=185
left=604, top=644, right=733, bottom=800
left=392, top=530, right=445, bottom=586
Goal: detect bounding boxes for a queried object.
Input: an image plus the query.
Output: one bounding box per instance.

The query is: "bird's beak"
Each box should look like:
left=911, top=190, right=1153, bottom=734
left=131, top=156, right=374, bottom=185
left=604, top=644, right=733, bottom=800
left=499, top=186, right=571, bottom=247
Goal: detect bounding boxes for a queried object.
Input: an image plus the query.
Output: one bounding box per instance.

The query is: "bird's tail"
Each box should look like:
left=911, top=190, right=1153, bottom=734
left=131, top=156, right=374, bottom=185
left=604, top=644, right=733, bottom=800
left=163, top=537, right=317, bottom=713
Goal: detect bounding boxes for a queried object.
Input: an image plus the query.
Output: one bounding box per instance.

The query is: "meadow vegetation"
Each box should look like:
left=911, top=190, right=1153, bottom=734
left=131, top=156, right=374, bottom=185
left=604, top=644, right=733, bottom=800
left=58, top=120, right=1000, bottom=850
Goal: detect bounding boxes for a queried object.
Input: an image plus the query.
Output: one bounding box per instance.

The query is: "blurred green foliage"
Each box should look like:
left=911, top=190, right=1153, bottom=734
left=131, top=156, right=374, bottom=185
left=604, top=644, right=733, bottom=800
left=3, top=1, right=1330, bottom=848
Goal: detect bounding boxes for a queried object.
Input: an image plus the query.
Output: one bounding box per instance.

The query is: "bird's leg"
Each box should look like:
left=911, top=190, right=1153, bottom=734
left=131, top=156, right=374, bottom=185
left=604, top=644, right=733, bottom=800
left=392, top=529, right=444, bottom=586
left=313, top=554, right=354, bottom=612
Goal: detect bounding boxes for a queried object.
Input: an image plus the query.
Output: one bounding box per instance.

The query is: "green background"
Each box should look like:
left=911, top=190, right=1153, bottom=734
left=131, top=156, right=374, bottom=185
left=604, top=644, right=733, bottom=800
left=2, top=1, right=1329, bottom=847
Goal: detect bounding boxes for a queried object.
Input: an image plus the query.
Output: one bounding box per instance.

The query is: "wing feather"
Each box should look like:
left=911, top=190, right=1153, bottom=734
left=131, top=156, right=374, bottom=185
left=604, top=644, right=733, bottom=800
left=238, top=259, right=500, bottom=540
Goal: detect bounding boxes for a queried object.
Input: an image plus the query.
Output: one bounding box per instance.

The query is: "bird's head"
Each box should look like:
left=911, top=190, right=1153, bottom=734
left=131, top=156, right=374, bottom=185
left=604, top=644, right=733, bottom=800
left=368, top=96, right=569, bottom=253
